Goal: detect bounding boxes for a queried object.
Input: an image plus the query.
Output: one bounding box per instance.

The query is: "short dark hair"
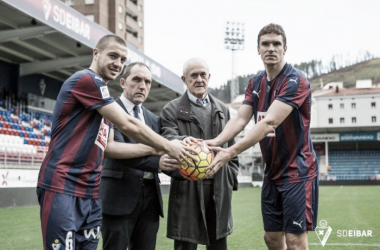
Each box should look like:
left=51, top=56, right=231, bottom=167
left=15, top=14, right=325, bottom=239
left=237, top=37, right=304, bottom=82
left=257, top=23, right=287, bottom=46
left=95, top=35, right=126, bottom=52
left=122, top=62, right=151, bottom=79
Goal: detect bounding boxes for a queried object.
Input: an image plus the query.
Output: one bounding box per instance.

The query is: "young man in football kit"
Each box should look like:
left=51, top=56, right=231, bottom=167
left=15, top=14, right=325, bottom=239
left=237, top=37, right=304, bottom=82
left=36, top=35, right=194, bottom=250
left=206, top=24, right=319, bottom=250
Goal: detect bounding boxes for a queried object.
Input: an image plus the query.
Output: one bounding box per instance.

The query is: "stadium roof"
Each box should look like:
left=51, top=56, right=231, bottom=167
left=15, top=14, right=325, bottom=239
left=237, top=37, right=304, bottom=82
left=0, top=0, right=184, bottom=113
left=310, top=126, right=380, bottom=134
left=313, top=87, right=380, bottom=98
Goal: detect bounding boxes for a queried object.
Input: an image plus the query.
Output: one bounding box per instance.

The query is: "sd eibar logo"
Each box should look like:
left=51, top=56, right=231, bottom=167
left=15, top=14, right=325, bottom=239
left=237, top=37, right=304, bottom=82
left=315, top=220, right=332, bottom=247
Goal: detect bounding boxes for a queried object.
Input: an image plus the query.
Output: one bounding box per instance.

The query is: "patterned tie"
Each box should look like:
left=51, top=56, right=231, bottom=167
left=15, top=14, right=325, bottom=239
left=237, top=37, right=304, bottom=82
left=196, top=98, right=208, bottom=106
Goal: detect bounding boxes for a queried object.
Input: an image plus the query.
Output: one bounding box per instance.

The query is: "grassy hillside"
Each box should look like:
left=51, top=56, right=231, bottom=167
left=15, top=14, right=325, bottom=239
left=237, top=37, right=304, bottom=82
left=309, top=58, right=380, bottom=90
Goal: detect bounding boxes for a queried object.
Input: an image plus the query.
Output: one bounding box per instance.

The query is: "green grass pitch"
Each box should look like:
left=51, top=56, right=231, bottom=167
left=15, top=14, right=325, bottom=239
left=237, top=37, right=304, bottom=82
left=0, top=186, right=379, bottom=249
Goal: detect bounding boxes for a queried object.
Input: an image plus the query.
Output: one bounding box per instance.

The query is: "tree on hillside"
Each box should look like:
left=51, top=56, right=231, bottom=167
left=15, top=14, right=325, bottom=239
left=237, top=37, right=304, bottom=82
left=210, top=52, right=378, bottom=102
left=208, top=74, right=255, bottom=103
left=293, top=51, right=376, bottom=79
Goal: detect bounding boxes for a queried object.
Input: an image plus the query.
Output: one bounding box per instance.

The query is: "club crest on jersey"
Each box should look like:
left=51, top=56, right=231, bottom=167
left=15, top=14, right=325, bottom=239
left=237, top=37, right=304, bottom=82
left=257, top=111, right=275, bottom=137
left=52, top=239, right=61, bottom=250
left=100, top=86, right=110, bottom=99
left=95, top=118, right=109, bottom=151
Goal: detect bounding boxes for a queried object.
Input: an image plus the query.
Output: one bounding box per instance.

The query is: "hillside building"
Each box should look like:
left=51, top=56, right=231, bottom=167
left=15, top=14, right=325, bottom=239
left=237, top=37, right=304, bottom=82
left=311, top=80, right=380, bottom=179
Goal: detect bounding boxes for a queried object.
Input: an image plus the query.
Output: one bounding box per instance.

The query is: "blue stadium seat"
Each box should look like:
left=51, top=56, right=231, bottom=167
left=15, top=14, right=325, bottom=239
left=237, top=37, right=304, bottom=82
left=328, top=150, right=380, bottom=180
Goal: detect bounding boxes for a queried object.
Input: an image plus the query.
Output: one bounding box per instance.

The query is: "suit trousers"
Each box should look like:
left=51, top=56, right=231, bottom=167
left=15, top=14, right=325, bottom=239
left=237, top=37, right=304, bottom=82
left=102, top=180, right=160, bottom=250
left=174, top=180, right=228, bottom=250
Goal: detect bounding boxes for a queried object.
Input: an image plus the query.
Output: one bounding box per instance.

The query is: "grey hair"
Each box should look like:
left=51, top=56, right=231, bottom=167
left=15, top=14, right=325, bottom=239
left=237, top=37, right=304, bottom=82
left=182, top=58, right=209, bottom=76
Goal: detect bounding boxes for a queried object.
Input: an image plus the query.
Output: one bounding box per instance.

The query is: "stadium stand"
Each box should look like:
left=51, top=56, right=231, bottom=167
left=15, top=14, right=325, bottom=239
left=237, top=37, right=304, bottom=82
left=0, top=98, right=50, bottom=169
left=328, top=150, right=380, bottom=180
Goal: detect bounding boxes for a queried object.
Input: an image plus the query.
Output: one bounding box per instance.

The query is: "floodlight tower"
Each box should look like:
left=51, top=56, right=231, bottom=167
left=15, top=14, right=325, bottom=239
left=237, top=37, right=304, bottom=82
left=224, top=21, right=245, bottom=103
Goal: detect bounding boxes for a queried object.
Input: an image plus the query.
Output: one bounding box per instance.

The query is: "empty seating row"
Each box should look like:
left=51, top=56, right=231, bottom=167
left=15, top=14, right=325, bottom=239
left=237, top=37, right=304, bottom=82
left=0, top=121, right=34, bottom=132
left=0, top=143, right=46, bottom=164
left=0, top=109, right=11, bottom=117
left=0, top=104, right=51, bottom=166
left=0, top=134, right=24, bottom=145
left=0, top=116, right=19, bottom=124
left=0, top=115, right=50, bottom=130
left=0, top=127, right=47, bottom=139
left=0, top=133, right=48, bottom=145
left=21, top=113, right=52, bottom=126
left=328, top=150, right=380, bottom=180
left=329, top=150, right=380, bottom=156
left=24, top=138, right=49, bottom=147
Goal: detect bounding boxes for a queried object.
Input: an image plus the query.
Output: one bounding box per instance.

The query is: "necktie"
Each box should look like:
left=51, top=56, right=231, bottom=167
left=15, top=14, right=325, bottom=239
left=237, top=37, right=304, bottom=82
left=133, top=105, right=154, bottom=180
left=196, top=98, right=208, bottom=106
left=133, top=105, right=140, bottom=120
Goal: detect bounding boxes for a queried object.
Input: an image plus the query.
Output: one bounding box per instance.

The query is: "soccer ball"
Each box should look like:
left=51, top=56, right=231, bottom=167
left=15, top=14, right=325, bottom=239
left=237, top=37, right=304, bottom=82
left=179, top=141, right=215, bottom=181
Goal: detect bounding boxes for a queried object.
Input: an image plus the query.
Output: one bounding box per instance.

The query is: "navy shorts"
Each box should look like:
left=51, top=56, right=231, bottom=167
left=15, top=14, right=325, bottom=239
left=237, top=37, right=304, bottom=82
left=261, top=177, right=319, bottom=234
left=37, top=187, right=102, bottom=250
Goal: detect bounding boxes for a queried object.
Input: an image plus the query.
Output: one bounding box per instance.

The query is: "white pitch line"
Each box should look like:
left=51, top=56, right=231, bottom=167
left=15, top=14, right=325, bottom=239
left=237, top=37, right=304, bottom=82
left=309, top=243, right=380, bottom=247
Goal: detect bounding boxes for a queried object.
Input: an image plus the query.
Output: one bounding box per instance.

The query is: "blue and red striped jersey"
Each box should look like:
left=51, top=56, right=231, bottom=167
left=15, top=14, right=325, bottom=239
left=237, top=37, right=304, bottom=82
left=243, top=64, right=318, bottom=185
left=37, top=69, right=114, bottom=198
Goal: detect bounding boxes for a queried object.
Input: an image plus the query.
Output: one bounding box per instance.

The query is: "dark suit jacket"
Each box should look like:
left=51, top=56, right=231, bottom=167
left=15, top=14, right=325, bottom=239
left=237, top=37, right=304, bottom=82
left=101, top=98, right=164, bottom=217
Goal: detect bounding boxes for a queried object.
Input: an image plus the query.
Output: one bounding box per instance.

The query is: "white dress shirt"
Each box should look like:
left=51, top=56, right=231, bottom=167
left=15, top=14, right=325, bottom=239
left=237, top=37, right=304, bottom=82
left=119, top=95, right=154, bottom=179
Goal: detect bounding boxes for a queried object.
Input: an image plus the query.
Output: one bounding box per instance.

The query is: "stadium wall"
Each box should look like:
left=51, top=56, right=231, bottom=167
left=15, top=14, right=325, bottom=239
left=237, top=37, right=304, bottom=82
left=0, top=59, right=63, bottom=102
left=18, top=74, right=62, bottom=100
left=0, top=60, right=19, bottom=94
left=0, top=170, right=255, bottom=208
left=320, top=180, right=380, bottom=186
left=0, top=188, right=37, bottom=207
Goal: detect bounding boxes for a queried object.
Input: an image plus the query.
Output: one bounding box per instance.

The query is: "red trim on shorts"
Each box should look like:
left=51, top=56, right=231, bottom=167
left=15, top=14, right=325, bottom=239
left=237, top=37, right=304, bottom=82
left=305, top=179, right=313, bottom=231
left=41, top=190, right=55, bottom=250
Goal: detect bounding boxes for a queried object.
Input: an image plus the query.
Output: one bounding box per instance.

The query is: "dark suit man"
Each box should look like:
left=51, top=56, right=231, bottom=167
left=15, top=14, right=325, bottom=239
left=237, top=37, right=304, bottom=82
left=101, top=62, right=180, bottom=250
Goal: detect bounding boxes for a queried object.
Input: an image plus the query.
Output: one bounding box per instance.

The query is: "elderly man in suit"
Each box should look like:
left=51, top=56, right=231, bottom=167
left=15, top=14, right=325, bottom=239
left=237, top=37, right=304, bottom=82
left=101, top=62, right=180, bottom=250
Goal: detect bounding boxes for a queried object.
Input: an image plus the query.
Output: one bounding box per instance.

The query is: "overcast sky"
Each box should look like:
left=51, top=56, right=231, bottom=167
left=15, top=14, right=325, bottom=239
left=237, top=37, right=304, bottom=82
left=144, top=0, right=380, bottom=88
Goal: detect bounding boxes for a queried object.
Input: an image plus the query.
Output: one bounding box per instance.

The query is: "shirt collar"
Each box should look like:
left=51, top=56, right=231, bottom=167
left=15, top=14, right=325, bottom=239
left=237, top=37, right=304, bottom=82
left=119, top=94, right=142, bottom=115
left=187, top=92, right=209, bottom=106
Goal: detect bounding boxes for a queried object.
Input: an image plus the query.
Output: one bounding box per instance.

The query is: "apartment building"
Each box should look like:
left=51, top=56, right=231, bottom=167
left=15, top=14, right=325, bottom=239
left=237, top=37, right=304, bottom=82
left=310, top=80, right=380, bottom=175
left=63, top=0, right=144, bottom=51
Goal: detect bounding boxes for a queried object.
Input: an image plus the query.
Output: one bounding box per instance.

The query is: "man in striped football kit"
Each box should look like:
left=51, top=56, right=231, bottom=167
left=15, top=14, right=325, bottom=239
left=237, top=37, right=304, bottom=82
left=206, top=24, right=319, bottom=250
left=36, top=35, right=194, bottom=250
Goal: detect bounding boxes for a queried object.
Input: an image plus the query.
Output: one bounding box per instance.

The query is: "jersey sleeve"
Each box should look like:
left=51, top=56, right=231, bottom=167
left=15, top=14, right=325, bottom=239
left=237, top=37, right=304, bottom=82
left=71, top=73, right=114, bottom=110
left=242, top=78, right=255, bottom=105
left=276, top=75, right=310, bottom=109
